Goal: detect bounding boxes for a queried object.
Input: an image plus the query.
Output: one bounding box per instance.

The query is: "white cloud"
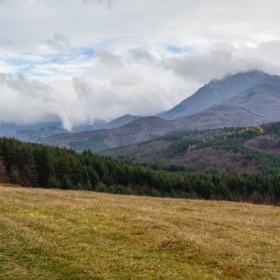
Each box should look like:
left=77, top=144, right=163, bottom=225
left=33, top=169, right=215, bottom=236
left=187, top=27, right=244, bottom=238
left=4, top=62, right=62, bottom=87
left=0, top=55, right=191, bottom=129
left=1, top=0, right=280, bottom=128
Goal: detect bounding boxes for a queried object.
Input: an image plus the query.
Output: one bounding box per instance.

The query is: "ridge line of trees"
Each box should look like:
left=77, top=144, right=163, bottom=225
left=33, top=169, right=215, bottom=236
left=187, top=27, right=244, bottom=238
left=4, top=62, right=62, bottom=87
left=0, top=136, right=279, bottom=205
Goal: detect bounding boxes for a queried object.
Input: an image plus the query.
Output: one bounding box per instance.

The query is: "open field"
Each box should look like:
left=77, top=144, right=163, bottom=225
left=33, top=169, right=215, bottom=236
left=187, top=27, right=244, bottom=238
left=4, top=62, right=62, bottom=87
left=0, top=185, right=280, bottom=279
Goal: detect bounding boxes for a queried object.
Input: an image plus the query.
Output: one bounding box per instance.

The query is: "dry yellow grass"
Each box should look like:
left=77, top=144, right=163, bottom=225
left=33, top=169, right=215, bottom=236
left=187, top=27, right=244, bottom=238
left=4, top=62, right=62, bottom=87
left=0, top=185, right=280, bottom=279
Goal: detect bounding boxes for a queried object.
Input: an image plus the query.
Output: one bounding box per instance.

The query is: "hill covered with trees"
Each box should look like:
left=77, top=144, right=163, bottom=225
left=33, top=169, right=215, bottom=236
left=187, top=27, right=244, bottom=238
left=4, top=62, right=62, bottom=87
left=105, top=122, right=280, bottom=175
left=0, top=128, right=280, bottom=204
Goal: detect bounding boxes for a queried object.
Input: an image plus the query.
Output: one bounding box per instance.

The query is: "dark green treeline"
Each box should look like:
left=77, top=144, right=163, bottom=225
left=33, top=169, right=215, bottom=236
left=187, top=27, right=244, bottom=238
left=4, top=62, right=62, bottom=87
left=0, top=137, right=279, bottom=204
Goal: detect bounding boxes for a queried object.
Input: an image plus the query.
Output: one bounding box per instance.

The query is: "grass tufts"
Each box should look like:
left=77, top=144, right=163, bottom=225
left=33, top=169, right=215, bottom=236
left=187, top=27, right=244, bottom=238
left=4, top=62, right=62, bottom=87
left=0, top=185, right=280, bottom=279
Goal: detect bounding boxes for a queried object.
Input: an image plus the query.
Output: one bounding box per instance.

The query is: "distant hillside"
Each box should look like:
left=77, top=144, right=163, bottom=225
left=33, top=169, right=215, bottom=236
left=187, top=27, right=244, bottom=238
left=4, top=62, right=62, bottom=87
left=172, top=103, right=263, bottom=130
left=0, top=122, right=62, bottom=136
left=8, top=126, right=69, bottom=142
left=71, top=120, right=106, bottom=132
left=9, top=115, right=141, bottom=144
left=100, top=114, right=142, bottom=130
left=38, top=117, right=174, bottom=151
left=0, top=120, right=106, bottom=141
left=104, top=121, right=280, bottom=174
left=157, top=70, right=273, bottom=119
left=224, top=79, right=280, bottom=120
left=1, top=134, right=280, bottom=205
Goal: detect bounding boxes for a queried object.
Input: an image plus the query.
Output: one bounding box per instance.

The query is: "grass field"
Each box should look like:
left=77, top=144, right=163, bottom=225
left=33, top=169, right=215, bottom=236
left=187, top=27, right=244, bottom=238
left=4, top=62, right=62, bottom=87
left=0, top=185, right=280, bottom=279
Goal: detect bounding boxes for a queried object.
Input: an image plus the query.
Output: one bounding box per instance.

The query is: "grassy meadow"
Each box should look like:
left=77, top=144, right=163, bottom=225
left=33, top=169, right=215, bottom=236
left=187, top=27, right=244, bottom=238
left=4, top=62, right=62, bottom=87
left=0, top=184, right=280, bottom=279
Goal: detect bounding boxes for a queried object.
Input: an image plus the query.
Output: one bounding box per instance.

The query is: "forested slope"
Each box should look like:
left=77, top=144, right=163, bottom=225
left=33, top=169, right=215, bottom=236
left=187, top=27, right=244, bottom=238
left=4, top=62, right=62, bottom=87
left=0, top=135, right=280, bottom=204
left=105, top=122, right=280, bottom=174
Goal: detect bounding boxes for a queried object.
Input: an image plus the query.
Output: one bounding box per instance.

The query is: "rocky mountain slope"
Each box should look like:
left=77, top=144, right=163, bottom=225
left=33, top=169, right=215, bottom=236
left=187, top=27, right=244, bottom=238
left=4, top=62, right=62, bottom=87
left=157, top=70, right=272, bottom=119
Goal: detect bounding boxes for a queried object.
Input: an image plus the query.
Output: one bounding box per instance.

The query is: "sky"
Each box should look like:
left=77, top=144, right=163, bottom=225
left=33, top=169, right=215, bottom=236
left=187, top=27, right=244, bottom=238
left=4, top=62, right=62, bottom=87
left=1, top=0, right=280, bottom=129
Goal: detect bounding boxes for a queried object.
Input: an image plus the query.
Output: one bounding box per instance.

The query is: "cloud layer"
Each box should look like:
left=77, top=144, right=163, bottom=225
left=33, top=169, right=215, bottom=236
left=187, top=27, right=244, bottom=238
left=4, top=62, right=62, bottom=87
left=1, top=0, right=280, bottom=129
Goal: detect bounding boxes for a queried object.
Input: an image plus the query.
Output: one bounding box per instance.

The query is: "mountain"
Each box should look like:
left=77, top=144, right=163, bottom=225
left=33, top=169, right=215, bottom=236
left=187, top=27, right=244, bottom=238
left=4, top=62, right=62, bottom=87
left=38, top=117, right=174, bottom=151
left=168, top=75, right=280, bottom=129
left=7, top=126, right=69, bottom=142
left=0, top=122, right=62, bottom=136
left=71, top=120, right=106, bottom=132
left=39, top=90, right=280, bottom=152
left=37, top=71, right=280, bottom=152
left=171, top=103, right=264, bottom=130
left=157, top=70, right=272, bottom=119
left=100, top=114, right=141, bottom=130
left=1, top=120, right=107, bottom=142
left=1, top=115, right=140, bottom=143
left=224, top=78, right=280, bottom=120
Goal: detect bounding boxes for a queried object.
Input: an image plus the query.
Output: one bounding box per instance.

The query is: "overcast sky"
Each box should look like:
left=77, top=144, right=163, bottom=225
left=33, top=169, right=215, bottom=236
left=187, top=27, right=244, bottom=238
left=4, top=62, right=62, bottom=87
left=1, top=0, right=280, bottom=129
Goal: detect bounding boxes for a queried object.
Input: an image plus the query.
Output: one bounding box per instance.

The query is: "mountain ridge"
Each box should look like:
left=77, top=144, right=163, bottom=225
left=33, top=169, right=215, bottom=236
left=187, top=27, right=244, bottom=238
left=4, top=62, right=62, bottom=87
left=100, top=114, right=142, bottom=130
left=157, top=70, right=273, bottom=119
left=4, top=70, right=279, bottom=152
left=38, top=70, right=280, bottom=152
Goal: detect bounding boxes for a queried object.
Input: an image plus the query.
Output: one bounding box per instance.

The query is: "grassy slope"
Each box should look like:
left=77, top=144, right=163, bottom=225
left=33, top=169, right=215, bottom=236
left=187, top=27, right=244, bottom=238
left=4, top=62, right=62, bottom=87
left=0, top=185, right=280, bottom=280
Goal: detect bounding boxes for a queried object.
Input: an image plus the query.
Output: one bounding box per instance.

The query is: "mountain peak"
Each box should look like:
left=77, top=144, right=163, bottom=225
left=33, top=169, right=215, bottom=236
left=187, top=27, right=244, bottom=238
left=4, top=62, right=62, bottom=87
left=101, top=114, right=142, bottom=130
left=157, top=70, right=274, bottom=120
